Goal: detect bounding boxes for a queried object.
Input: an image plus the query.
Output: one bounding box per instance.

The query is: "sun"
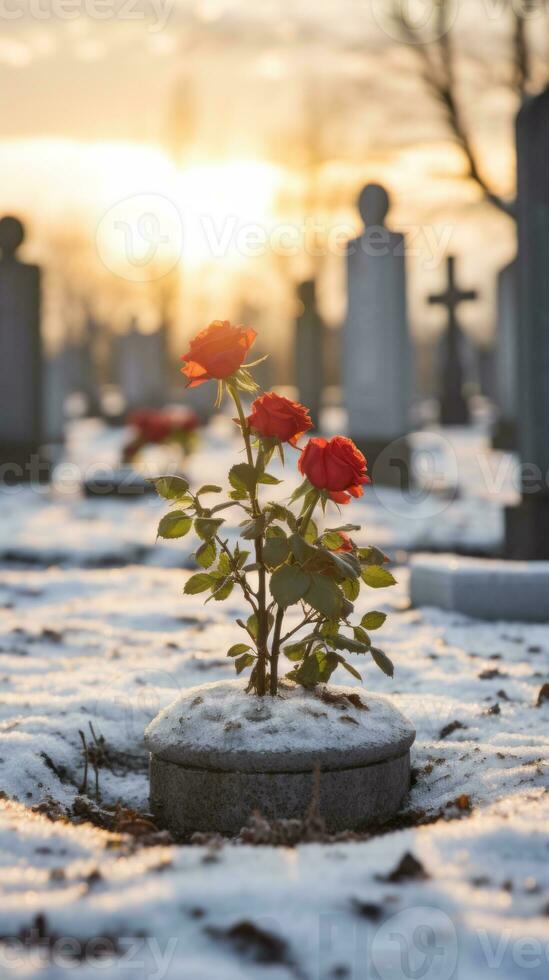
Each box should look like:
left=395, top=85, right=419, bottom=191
left=175, top=159, right=279, bottom=267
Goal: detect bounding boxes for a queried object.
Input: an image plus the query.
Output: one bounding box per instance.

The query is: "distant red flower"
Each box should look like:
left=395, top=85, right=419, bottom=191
left=299, top=435, right=370, bottom=504
left=247, top=392, right=312, bottom=446
left=181, top=320, right=256, bottom=387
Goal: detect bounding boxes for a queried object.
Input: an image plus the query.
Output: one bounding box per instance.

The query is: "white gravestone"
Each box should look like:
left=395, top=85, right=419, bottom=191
left=117, top=320, right=166, bottom=412
left=344, top=184, right=412, bottom=487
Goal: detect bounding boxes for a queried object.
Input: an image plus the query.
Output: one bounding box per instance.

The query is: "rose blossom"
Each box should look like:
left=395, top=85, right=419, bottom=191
left=298, top=435, right=370, bottom=504
left=181, top=320, right=256, bottom=387
left=247, top=392, right=312, bottom=446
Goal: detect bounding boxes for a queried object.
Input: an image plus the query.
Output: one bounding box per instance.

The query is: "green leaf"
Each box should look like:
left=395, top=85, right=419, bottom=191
left=338, top=657, right=362, bottom=681
left=289, top=479, right=310, bottom=503
left=288, top=654, right=321, bottom=688
left=194, top=517, right=224, bottom=541
left=196, top=540, right=216, bottom=568
left=328, top=633, right=370, bottom=654
left=197, top=484, right=222, bottom=494
left=341, top=577, right=360, bottom=601
left=361, top=566, right=397, bottom=589
left=359, top=546, right=389, bottom=566
left=229, top=463, right=257, bottom=494
left=327, top=550, right=361, bottom=580
left=157, top=512, right=193, bottom=539
left=304, top=519, right=318, bottom=544
left=371, top=647, right=394, bottom=678
left=316, top=650, right=339, bottom=683
left=263, top=535, right=290, bottom=568
left=151, top=475, right=190, bottom=500
left=320, top=620, right=339, bottom=638
left=267, top=504, right=298, bottom=531
left=270, top=565, right=310, bottom=607
left=361, top=611, right=387, bottom=630
left=227, top=643, right=253, bottom=658
left=305, top=573, right=343, bottom=619
left=211, top=578, right=234, bottom=601
left=234, top=652, right=255, bottom=674
left=289, top=533, right=315, bottom=564
left=184, top=573, right=214, bottom=594
left=283, top=642, right=307, bottom=662
left=257, top=472, right=282, bottom=485
left=240, top=516, right=267, bottom=540
left=321, top=531, right=346, bottom=550
left=353, top=626, right=371, bottom=647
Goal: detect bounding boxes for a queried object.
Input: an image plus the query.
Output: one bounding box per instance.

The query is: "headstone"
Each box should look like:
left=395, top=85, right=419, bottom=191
left=0, top=216, right=49, bottom=483
left=410, top=554, right=549, bottom=622
left=505, top=87, right=549, bottom=559
left=343, top=184, right=412, bottom=487
left=492, top=258, right=519, bottom=450
left=117, top=319, right=166, bottom=412
left=428, top=256, right=477, bottom=426
left=295, top=279, right=324, bottom=428
left=43, top=350, right=69, bottom=447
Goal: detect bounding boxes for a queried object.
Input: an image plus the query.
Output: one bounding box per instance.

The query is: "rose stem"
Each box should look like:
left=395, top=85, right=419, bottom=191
left=230, top=385, right=268, bottom=697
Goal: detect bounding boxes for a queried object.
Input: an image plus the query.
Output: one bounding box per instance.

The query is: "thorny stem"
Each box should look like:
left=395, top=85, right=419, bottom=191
left=230, top=384, right=268, bottom=696
left=270, top=607, right=284, bottom=696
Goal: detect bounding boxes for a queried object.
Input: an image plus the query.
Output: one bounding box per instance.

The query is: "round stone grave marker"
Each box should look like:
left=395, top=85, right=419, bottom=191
left=144, top=679, right=415, bottom=834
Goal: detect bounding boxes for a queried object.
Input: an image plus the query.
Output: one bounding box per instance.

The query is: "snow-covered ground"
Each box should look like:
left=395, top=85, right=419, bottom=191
left=0, top=416, right=520, bottom=566
left=0, top=417, right=547, bottom=978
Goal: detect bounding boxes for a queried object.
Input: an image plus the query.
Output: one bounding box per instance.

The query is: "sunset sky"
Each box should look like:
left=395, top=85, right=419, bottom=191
left=1, top=0, right=548, bottom=350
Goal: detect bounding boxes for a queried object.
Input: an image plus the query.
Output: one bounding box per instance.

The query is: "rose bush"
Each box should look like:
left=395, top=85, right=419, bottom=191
left=154, top=320, right=397, bottom=697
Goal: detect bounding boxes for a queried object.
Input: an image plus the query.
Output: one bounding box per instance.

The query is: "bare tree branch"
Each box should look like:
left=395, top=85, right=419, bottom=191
left=390, top=0, right=516, bottom=219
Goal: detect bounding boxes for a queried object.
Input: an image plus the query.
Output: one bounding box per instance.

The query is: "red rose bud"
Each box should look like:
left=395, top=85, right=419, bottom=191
left=298, top=435, right=370, bottom=504
left=334, top=532, right=354, bottom=552
left=247, top=392, right=312, bottom=446
left=181, top=319, right=257, bottom=387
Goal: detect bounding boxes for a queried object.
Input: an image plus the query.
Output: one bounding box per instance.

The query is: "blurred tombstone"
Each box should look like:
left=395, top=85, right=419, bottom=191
left=428, top=256, right=477, bottom=426
left=492, top=258, right=518, bottom=450
left=43, top=349, right=69, bottom=448
left=0, top=216, right=50, bottom=482
left=505, top=88, right=549, bottom=558
left=80, top=313, right=102, bottom=416
left=343, top=184, right=412, bottom=487
left=477, top=343, right=497, bottom=403
left=295, top=279, right=324, bottom=429
left=117, top=319, right=166, bottom=412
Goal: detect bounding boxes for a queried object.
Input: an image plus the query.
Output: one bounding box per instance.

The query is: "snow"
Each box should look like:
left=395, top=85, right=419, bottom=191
left=0, top=416, right=547, bottom=978
left=144, top=678, right=415, bottom=770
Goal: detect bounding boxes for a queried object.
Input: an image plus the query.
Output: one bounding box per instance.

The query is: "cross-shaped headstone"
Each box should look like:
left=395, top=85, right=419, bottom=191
left=428, top=255, right=478, bottom=426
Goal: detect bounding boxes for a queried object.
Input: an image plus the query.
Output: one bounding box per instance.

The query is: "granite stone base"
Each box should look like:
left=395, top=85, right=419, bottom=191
left=145, top=680, right=415, bottom=835
left=149, top=749, right=412, bottom=835
left=411, top=553, right=549, bottom=621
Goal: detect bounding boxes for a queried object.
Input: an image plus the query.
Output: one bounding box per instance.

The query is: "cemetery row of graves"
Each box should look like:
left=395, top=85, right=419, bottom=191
left=0, top=88, right=547, bottom=980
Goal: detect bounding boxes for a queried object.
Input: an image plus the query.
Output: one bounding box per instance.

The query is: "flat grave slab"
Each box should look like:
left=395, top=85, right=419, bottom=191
left=410, top=553, right=549, bottom=621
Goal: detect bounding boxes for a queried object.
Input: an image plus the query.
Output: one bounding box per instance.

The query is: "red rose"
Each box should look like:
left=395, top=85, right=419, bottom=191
left=181, top=320, right=257, bottom=387
left=247, top=392, right=312, bottom=446
left=298, top=435, right=370, bottom=504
